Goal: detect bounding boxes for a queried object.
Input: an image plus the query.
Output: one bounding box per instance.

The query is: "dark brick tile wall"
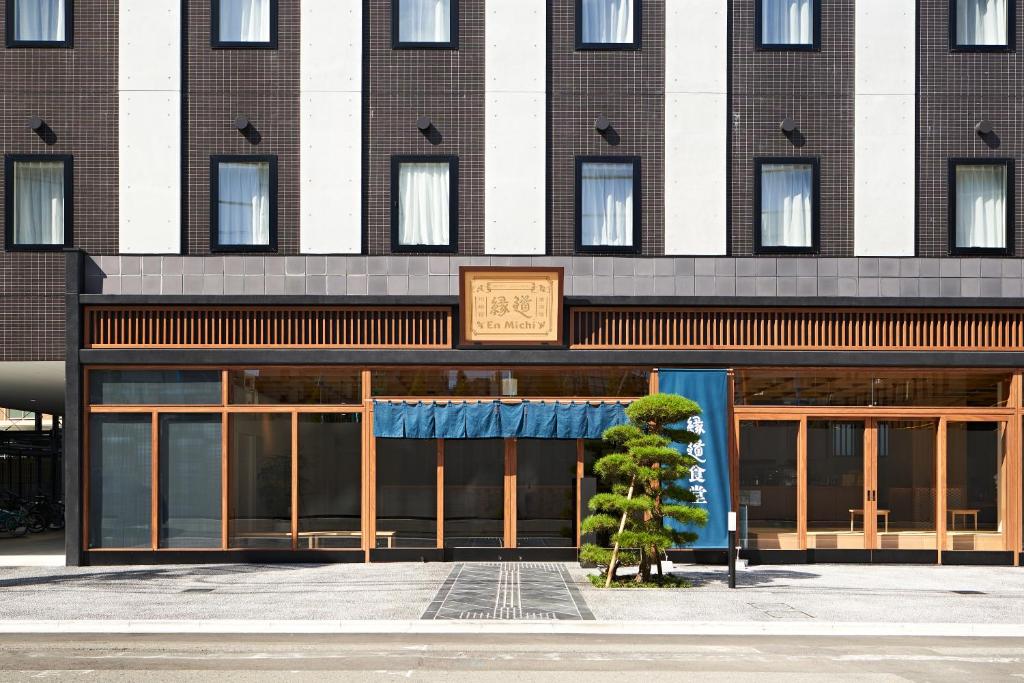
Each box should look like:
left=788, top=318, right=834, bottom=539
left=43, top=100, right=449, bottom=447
left=919, top=1, right=1024, bottom=257
left=365, top=0, right=485, bottom=255
left=549, top=0, right=664, bottom=256
left=186, top=0, right=300, bottom=254
left=0, top=1, right=116, bottom=360
left=730, top=0, right=854, bottom=256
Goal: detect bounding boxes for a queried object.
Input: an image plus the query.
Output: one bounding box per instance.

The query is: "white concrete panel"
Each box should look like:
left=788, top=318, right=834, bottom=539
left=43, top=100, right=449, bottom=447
left=300, top=0, right=362, bottom=254
left=664, top=0, right=727, bottom=255
left=119, top=0, right=180, bottom=91
left=118, top=92, right=181, bottom=254
left=484, top=0, right=546, bottom=255
left=665, top=94, right=728, bottom=255
left=855, top=0, right=916, bottom=256
left=301, top=92, right=363, bottom=254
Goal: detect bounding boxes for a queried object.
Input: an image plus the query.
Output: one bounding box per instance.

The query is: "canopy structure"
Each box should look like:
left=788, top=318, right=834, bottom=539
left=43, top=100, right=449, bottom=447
left=372, top=400, right=629, bottom=440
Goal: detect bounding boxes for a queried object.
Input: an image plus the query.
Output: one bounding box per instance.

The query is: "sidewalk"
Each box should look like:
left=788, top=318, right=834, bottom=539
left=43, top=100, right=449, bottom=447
left=0, top=562, right=1021, bottom=633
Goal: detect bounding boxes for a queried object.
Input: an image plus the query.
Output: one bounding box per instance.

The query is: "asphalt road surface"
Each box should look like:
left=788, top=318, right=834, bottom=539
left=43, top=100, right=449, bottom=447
left=1, top=634, right=1023, bottom=681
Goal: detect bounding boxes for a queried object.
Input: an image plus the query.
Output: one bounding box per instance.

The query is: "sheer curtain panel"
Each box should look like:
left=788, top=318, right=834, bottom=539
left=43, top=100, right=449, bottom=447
left=398, top=162, right=450, bottom=246
left=760, top=164, right=813, bottom=248
left=13, top=161, right=64, bottom=246
left=218, top=162, right=271, bottom=246
left=219, top=0, right=271, bottom=43
left=957, top=0, right=1008, bottom=46
left=762, top=0, right=813, bottom=45
left=955, top=165, right=1007, bottom=249
left=398, top=0, right=451, bottom=43
left=581, top=0, right=634, bottom=44
left=581, top=162, right=634, bottom=248
left=14, top=0, right=65, bottom=42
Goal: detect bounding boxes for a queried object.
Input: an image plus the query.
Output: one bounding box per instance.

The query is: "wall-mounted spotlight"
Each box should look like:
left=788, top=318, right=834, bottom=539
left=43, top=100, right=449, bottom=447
left=234, top=116, right=251, bottom=132
left=780, top=117, right=798, bottom=134
left=27, top=116, right=44, bottom=132
left=975, top=119, right=994, bottom=136
left=594, top=114, right=612, bottom=132
left=416, top=116, right=433, bottom=132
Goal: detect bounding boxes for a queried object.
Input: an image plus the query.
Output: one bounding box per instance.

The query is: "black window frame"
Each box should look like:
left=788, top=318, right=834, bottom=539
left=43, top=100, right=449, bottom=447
left=209, top=154, right=278, bottom=254
left=753, top=156, right=820, bottom=255
left=575, top=0, right=641, bottom=51
left=211, top=0, right=278, bottom=50
left=948, top=158, right=1015, bottom=256
left=3, top=153, right=73, bottom=252
left=755, top=0, right=821, bottom=52
left=574, top=155, right=642, bottom=255
left=949, top=0, right=1016, bottom=53
left=5, top=0, right=73, bottom=48
left=392, top=0, right=459, bottom=50
left=390, top=154, right=459, bottom=254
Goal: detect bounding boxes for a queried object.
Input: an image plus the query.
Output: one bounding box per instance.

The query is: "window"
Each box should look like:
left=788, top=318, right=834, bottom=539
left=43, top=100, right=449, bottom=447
left=754, top=158, right=819, bottom=253
left=212, top=0, right=276, bottom=48
left=391, top=156, right=457, bottom=253
left=4, top=154, right=71, bottom=251
left=949, top=159, right=1013, bottom=255
left=757, top=0, right=820, bottom=50
left=951, top=0, right=1014, bottom=51
left=576, top=0, right=639, bottom=49
left=6, top=0, right=71, bottom=47
left=576, top=156, right=640, bottom=253
left=393, top=0, right=457, bottom=49
left=210, top=155, right=277, bottom=252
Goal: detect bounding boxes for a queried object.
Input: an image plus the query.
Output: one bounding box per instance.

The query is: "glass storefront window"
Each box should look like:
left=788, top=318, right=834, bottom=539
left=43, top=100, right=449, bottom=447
left=375, top=439, right=437, bottom=548
left=228, top=414, right=292, bottom=548
left=159, top=414, right=222, bottom=548
left=736, top=370, right=1010, bottom=407
left=298, top=414, right=362, bottom=549
left=89, top=414, right=152, bottom=548
left=946, top=422, right=1007, bottom=551
left=372, top=367, right=649, bottom=398
left=517, top=439, right=576, bottom=548
left=229, top=369, right=361, bottom=405
left=90, top=370, right=222, bottom=405
left=807, top=420, right=865, bottom=549
left=876, top=421, right=937, bottom=550
left=444, top=440, right=504, bottom=547
left=739, top=421, right=799, bottom=550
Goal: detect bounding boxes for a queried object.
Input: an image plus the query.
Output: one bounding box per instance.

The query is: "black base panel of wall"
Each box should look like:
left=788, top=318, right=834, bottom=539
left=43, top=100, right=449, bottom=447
left=444, top=547, right=579, bottom=562
left=941, top=551, right=1015, bottom=566
left=369, top=548, right=445, bottom=563
left=666, top=549, right=728, bottom=565
left=84, top=550, right=366, bottom=565
left=868, top=550, right=938, bottom=564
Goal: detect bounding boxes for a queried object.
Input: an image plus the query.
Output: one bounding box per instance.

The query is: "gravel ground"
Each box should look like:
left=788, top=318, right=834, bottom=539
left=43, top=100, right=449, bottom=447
left=0, top=561, right=1023, bottom=624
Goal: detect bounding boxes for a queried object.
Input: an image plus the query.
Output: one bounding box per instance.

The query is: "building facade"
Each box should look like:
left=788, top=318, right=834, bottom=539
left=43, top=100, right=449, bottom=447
left=2, top=0, right=1024, bottom=566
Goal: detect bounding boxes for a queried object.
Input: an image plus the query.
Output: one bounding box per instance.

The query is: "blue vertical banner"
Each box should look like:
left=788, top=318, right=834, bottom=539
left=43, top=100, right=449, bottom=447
left=658, top=369, right=730, bottom=549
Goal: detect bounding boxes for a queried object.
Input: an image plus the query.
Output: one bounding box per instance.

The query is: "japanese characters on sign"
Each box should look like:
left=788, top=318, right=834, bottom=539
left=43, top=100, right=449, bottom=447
left=460, top=267, right=564, bottom=345
left=685, top=414, right=708, bottom=505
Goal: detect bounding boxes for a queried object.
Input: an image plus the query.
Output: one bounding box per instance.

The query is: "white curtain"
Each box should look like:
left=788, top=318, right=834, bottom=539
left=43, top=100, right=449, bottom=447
left=398, top=163, right=450, bottom=246
left=14, top=0, right=65, bottom=42
left=581, top=162, right=634, bottom=248
left=760, top=164, right=812, bottom=248
left=398, top=0, right=451, bottom=43
left=762, top=0, right=813, bottom=45
left=957, top=0, right=1008, bottom=46
left=581, top=0, right=634, bottom=44
left=13, top=161, right=64, bottom=246
left=219, top=0, right=271, bottom=43
left=218, top=162, right=270, bottom=246
left=956, top=165, right=1006, bottom=249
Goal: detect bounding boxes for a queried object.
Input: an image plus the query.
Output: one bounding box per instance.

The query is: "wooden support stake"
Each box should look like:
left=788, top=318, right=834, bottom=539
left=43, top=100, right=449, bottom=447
left=605, top=477, right=635, bottom=589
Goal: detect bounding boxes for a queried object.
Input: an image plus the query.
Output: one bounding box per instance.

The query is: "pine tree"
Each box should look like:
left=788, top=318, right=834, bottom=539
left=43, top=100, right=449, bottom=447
left=580, top=393, right=709, bottom=584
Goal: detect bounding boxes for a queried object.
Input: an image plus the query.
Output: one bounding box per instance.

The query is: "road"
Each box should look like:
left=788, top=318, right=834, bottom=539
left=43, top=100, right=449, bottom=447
left=1, top=634, right=1023, bottom=681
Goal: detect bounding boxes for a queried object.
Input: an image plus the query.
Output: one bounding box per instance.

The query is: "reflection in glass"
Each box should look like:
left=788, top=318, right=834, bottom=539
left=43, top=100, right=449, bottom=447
left=89, top=415, right=151, bottom=548
left=90, top=370, right=222, bottom=405
left=298, top=414, right=362, bottom=549
left=229, top=369, right=360, bottom=405
left=946, top=422, right=1006, bottom=551
left=739, top=421, right=798, bottom=549
left=876, top=421, right=936, bottom=550
left=517, top=440, right=576, bottom=547
left=372, top=367, right=649, bottom=398
left=444, top=440, right=504, bottom=547
left=159, top=414, right=222, bottom=548
left=229, top=414, right=292, bottom=548
left=807, top=421, right=865, bottom=549
left=376, top=439, right=437, bottom=548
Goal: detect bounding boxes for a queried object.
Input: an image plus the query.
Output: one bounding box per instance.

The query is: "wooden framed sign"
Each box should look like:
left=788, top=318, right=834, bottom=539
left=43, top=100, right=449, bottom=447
left=459, top=267, right=564, bottom=345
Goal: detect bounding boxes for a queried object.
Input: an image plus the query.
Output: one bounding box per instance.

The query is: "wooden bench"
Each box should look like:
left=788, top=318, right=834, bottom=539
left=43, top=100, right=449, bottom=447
left=849, top=508, right=889, bottom=533
left=948, top=508, right=980, bottom=531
